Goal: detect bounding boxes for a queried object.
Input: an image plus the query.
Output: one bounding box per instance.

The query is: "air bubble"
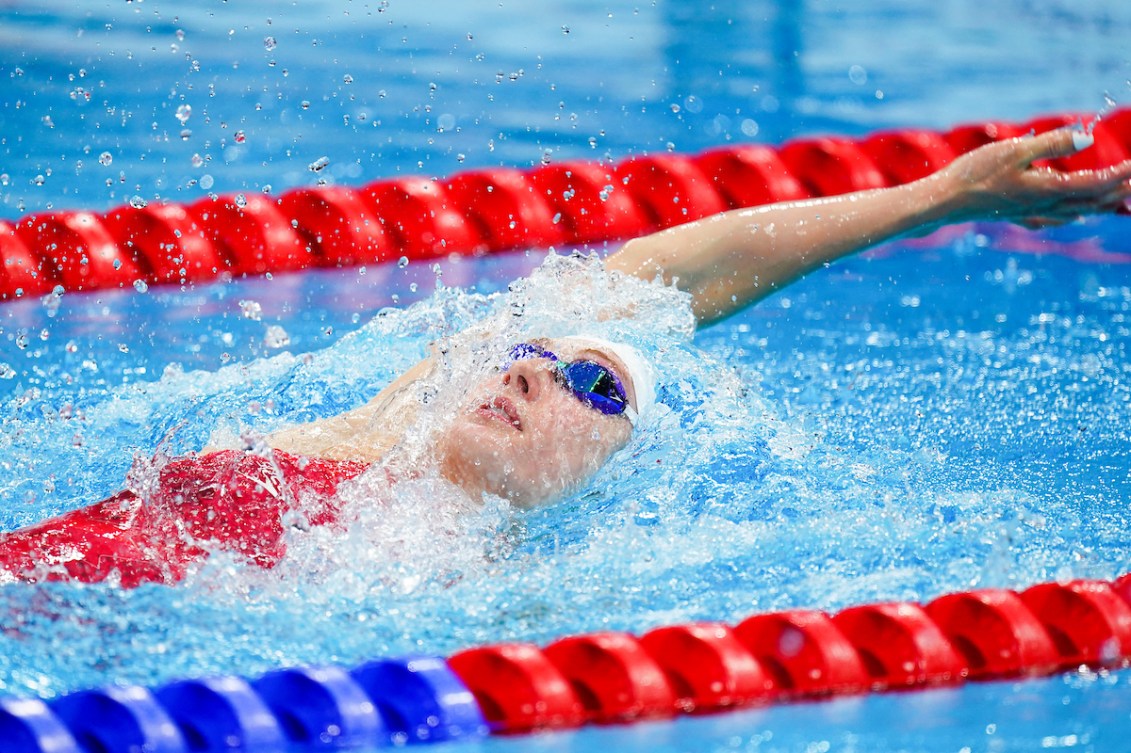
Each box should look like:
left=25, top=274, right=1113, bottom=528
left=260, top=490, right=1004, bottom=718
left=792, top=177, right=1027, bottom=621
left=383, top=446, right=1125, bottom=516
left=234, top=130, right=246, bottom=144
left=175, top=104, right=192, bottom=125
left=397, top=256, right=409, bottom=269
left=264, top=36, right=277, bottom=51
left=129, top=195, right=148, bottom=209
left=133, top=279, right=149, bottom=293
left=309, top=156, right=330, bottom=172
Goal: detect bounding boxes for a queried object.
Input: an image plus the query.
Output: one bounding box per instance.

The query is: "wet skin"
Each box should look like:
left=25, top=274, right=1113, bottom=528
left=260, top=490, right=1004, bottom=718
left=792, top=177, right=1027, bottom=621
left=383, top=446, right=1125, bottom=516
left=436, top=338, right=638, bottom=508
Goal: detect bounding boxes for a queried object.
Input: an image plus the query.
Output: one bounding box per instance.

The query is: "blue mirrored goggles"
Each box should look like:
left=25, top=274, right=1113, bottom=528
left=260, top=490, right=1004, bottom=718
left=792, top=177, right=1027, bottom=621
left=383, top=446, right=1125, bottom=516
left=504, top=343, right=630, bottom=417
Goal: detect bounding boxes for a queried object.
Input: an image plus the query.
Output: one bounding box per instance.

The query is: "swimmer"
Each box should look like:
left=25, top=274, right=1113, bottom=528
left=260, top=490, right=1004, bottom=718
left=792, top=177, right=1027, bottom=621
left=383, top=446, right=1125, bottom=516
left=270, top=127, right=1131, bottom=507
left=3, top=127, right=1130, bottom=586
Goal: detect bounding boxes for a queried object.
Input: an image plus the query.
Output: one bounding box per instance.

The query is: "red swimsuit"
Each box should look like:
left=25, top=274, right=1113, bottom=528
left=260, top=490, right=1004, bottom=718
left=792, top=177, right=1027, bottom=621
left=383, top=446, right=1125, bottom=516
left=0, top=450, right=369, bottom=588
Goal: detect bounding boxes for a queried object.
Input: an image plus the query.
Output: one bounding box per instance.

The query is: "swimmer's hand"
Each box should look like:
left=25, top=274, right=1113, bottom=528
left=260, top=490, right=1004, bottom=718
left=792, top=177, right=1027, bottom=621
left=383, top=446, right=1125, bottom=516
left=933, top=127, right=1131, bottom=228
left=608, top=124, right=1131, bottom=326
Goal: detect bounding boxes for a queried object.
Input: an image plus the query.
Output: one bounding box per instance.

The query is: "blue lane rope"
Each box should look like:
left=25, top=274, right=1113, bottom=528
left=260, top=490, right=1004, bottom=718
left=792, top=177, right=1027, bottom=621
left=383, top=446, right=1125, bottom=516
left=4, top=656, right=486, bottom=753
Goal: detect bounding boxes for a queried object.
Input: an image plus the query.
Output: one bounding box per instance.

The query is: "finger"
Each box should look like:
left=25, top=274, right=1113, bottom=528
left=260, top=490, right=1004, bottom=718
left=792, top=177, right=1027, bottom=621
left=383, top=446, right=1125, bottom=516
left=1018, top=127, right=1093, bottom=165
left=1095, top=158, right=1131, bottom=185
left=1024, top=160, right=1131, bottom=196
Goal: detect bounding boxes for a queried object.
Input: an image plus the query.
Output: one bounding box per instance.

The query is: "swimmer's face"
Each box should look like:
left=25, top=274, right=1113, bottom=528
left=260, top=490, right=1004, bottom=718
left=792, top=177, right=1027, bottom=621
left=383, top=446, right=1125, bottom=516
left=436, top=338, right=638, bottom=508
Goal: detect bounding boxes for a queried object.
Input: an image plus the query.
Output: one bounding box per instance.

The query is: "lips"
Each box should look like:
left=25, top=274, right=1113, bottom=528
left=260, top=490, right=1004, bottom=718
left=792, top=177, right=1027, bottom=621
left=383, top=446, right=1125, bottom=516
left=476, top=396, right=522, bottom=431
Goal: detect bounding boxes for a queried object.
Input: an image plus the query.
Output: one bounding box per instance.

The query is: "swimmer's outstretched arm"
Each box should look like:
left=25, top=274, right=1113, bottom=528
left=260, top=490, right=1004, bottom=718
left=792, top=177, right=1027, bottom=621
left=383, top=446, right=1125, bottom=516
left=606, top=128, right=1131, bottom=326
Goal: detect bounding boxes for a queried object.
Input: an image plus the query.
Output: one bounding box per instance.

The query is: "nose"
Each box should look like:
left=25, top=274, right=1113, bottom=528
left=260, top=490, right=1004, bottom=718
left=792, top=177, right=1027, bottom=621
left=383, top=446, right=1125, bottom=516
left=503, top=358, right=553, bottom=402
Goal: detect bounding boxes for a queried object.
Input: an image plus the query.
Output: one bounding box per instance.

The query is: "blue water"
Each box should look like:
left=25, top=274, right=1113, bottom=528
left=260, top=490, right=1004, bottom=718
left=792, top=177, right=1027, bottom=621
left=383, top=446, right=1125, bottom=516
left=3, top=1, right=1131, bottom=751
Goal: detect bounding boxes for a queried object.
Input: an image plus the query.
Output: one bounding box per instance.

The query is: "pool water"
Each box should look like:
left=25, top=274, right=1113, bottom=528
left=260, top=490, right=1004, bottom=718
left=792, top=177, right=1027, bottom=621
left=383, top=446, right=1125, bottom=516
left=3, top=1, right=1131, bottom=751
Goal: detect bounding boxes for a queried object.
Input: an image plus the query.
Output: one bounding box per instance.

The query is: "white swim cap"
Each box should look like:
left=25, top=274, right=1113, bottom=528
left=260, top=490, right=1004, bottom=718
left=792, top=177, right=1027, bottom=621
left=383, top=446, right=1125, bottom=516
left=556, top=335, right=656, bottom=425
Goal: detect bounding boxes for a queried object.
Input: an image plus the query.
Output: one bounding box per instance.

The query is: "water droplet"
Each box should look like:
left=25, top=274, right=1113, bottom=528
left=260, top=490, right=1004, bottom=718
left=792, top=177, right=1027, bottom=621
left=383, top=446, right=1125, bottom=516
left=263, top=324, right=290, bottom=349
left=180, top=128, right=192, bottom=140
left=263, top=35, right=277, bottom=51
left=32, top=175, right=45, bottom=186
left=848, top=65, right=867, bottom=85
left=239, top=299, right=263, bottom=320
left=15, top=333, right=29, bottom=349
left=397, top=256, right=409, bottom=269
left=129, top=195, right=148, bottom=208
left=191, top=153, right=204, bottom=168
left=301, top=100, right=311, bottom=110
left=42, top=287, right=63, bottom=316
left=133, top=279, right=149, bottom=293
left=234, top=193, right=248, bottom=208
left=234, top=130, right=246, bottom=144
left=561, top=25, right=570, bottom=34
left=200, top=174, right=214, bottom=189
left=175, top=104, right=192, bottom=125
left=118, top=343, right=129, bottom=353
left=112, top=258, right=122, bottom=270
left=342, top=73, right=354, bottom=84
left=308, top=156, right=330, bottom=172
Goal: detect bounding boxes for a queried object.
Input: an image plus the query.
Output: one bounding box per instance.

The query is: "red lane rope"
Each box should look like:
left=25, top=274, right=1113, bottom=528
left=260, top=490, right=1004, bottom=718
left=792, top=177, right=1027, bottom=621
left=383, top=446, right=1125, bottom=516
left=3, top=109, right=1130, bottom=301
left=448, top=576, right=1131, bottom=734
